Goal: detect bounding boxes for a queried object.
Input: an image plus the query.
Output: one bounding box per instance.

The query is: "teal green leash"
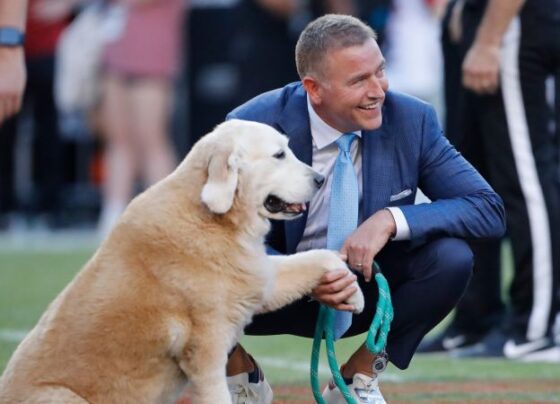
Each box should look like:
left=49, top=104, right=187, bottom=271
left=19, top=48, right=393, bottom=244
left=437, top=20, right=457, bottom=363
left=310, top=263, right=394, bottom=404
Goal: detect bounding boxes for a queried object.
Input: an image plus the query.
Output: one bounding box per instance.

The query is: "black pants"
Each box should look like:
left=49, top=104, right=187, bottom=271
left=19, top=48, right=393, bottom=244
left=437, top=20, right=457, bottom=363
left=442, top=1, right=560, bottom=341
left=0, top=55, right=64, bottom=216
left=0, top=117, right=17, bottom=214
left=246, top=238, right=473, bottom=369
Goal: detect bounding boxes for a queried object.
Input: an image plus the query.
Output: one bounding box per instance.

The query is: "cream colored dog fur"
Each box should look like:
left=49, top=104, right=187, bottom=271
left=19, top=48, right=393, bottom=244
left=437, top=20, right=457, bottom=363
left=0, top=120, right=364, bottom=404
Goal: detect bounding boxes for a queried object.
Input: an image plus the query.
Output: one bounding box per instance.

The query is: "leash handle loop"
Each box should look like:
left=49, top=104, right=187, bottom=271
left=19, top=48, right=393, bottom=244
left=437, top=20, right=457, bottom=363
left=310, top=262, right=393, bottom=404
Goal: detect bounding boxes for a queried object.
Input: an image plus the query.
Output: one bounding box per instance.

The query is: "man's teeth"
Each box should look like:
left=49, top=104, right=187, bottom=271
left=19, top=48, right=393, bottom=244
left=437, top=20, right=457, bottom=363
left=360, top=103, right=378, bottom=110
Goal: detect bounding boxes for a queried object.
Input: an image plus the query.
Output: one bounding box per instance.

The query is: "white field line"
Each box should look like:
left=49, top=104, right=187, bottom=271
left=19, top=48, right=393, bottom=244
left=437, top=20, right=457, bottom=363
left=0, top=329, right=28, bottom=343
left=259, top=357, right=331, bottom=376
left=0, top=229, right=98, bottom=253
left=258, top=357, right=404, bottom=382
left=0, top=330, right=404, bottom=382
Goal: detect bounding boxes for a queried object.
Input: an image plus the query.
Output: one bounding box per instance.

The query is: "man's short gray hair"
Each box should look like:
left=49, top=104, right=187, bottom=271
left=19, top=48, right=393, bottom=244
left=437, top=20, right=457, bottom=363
left=295, top=14, right=377, bottom=79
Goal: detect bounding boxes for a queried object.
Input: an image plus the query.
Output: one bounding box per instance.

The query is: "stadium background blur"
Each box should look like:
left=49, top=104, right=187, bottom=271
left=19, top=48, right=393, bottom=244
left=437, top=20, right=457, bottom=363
left=2, top=1, right=560, bottom=396
left=0, top=0, right=445, bottom=234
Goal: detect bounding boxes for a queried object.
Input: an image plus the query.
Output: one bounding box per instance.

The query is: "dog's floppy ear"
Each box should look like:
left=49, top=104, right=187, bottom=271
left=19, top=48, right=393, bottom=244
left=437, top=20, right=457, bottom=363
left=200, top=143, right=239, bottom=214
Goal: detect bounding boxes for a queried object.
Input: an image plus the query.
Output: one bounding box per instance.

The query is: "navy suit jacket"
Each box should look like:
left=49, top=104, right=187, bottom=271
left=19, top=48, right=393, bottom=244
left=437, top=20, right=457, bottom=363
left=227, top=82, right=506, bottom=254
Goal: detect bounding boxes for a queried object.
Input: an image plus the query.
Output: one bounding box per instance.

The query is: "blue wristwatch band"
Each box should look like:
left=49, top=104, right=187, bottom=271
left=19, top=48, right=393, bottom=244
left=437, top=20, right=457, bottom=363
left=0, top=27, right=25, bottom=47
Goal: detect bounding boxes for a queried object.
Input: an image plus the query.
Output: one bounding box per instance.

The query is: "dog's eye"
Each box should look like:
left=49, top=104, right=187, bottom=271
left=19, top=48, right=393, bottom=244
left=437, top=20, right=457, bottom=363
left=273, top=151, right=286, bottom=159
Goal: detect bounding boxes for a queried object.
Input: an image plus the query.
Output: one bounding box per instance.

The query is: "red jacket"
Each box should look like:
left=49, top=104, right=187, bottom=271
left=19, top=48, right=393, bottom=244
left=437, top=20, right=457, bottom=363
left=25, top=0, right=71, bottom=58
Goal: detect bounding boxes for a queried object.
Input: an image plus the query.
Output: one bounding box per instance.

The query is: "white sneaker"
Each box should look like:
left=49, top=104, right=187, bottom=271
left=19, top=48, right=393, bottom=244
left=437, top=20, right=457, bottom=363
left=227, top=365, right=273, bottom=404
left=322, top=372, right=386, bottom=404
left=519, top=346, right=560, bottom=363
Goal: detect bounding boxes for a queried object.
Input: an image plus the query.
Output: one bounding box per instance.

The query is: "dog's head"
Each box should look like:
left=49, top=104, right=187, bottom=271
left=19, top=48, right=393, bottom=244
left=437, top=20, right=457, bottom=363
left=200, top=119, right=324, bottom=220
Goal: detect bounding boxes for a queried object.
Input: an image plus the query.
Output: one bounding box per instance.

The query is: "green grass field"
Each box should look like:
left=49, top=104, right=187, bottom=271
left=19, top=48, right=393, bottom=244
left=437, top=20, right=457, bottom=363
left=1, top=250, right=560, bottom=402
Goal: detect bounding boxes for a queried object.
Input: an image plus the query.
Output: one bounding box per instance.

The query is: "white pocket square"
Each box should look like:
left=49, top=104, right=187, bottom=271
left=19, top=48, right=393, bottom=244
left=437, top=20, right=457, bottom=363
left=389, top=188, right=412, bottom=202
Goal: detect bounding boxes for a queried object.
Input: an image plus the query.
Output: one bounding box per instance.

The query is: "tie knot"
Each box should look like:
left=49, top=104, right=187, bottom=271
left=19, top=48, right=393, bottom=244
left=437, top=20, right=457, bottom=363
left=335, top=133, right=357, bottom=153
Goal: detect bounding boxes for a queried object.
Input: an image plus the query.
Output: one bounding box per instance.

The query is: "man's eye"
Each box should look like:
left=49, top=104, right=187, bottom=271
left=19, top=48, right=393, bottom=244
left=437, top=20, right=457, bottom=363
left=273, top=151, right=286, bottom=159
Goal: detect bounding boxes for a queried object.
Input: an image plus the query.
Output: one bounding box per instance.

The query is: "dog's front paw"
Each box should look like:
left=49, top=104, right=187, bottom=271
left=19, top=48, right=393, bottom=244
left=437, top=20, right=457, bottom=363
left=304, top=250, right=364, bottom=313
left=346, top=282, right=365, bottom=314
left=299, top=249, right=348, bottom=273
left=306, top=250, right=365, bottom=314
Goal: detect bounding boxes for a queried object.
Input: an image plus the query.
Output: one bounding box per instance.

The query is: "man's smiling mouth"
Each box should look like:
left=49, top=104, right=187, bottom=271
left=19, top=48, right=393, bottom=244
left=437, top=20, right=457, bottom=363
left=358, top=101, right=381, bottom=111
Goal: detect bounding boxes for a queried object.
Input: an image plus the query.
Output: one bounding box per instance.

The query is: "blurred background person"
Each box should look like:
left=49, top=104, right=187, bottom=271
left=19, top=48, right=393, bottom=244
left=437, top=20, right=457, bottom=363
left=230, top=0, right=356, bottom=106
left=0, top=0, right=28, bottom=125
left=186, top=0, right=356, bottom=151
left=0, top=0, right=74, bottom=230
left=418, top=0, right=506, bottom=353
left=0, top=0, right=28, bottom=229
left=383, top=0, right=446, bottom=110
left=358, top=0, right=392, bottom=48
left=97, top=0, right=185, bottom=238
left=420, top=0, right=560, bottom=361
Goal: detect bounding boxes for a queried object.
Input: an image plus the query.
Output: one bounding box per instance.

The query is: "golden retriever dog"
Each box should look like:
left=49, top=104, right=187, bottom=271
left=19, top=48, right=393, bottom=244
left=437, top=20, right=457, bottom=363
left=0, top=120, right=364, bottom=404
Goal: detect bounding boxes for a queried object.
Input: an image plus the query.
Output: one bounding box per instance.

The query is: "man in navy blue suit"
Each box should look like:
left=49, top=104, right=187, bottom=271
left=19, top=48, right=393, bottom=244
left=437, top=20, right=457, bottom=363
left=224, top=14, right=505, bottom=404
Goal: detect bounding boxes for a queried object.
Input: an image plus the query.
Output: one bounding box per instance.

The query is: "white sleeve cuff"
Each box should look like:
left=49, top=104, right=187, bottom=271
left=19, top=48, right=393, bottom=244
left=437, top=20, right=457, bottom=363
left=385, top=207, right=411, bottom=240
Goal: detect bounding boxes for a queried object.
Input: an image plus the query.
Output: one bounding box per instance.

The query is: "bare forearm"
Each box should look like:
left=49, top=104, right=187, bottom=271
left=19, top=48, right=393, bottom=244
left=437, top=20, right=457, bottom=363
left=474, top=0, right=525, bottom=46
left=0, top=0, right=28, bottom=29
left=0, top=0, right=28, bottom=123
left=462, top=0, right=525, bottom=94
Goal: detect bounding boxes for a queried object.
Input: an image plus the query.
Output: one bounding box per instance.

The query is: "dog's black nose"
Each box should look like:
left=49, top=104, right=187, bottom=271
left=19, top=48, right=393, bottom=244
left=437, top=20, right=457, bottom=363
left=314, top=173, right=325, bottom=188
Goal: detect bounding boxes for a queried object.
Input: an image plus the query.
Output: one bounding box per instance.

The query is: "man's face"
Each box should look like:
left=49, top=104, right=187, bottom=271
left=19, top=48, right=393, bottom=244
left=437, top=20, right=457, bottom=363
left=305, top=38, right=388, bottom=133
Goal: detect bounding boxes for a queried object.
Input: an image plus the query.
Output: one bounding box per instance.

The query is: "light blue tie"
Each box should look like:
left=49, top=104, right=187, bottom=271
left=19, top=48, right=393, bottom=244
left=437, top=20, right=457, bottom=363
left=327, top=133, right=359, bottom=340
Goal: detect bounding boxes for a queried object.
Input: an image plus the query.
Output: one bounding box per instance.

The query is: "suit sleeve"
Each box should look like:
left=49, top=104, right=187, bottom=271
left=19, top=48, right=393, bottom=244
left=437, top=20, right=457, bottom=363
left=399, top=105, right=506, bottom=240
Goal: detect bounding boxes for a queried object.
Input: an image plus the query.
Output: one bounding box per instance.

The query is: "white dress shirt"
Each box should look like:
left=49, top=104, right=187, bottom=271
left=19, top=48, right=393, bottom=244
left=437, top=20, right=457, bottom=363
left=295, top=97, right=410, bottom=253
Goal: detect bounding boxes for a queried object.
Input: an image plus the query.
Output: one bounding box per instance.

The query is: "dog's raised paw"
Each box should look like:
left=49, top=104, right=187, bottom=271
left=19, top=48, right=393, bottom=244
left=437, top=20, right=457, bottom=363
left=346, top=282, right=365, bottom=314
left=301, top=249, right=348, bottom=272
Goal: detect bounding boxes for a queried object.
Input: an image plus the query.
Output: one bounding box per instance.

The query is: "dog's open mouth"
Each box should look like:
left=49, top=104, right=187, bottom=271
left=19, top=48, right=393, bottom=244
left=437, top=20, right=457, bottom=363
left=264, top=195, right=307, bottom=215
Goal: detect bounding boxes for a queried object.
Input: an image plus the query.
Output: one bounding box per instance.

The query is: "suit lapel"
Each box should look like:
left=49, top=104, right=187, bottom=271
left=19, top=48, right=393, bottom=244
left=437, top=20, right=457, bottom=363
left=278, top=85, right=312, bottom=253
left=362, top=114, right=395, bottom=220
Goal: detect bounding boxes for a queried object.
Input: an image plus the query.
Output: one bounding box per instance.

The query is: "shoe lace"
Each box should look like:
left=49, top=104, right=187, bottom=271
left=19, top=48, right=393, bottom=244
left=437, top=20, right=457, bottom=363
left=352, top=375, right=384, bottom=404
left=230, top=383, right=259, bottom=404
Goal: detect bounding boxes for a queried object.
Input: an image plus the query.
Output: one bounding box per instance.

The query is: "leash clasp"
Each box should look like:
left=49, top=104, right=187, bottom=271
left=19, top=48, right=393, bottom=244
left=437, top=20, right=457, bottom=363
left=373, top=350, right=388, bottom=373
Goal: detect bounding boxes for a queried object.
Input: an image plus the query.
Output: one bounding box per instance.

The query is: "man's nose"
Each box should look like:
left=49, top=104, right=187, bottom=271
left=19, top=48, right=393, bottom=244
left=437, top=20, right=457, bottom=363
left=314, top=172, right=325, bottom=188
left=368, top=77, right=385, bottom=98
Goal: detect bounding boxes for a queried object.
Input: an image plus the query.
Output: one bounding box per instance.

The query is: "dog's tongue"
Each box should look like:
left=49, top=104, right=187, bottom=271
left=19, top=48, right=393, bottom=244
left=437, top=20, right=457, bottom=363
left=286, top=203, right=306, bottom=213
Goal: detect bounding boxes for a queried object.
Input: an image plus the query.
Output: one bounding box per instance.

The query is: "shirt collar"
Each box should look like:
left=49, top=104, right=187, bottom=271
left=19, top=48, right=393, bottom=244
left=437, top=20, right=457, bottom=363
left=307, top=94, right=361, bottom=150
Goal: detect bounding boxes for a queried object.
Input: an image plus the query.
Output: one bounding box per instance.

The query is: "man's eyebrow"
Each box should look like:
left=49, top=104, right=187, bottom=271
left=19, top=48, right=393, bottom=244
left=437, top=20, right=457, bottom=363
left=347, top=59, right=386, bottom=83
left=349, top=72, right=370, bottom=82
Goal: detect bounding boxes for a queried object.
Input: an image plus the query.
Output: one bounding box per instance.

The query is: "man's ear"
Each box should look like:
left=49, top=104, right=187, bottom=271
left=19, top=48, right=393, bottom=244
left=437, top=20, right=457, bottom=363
left=200, top=143, right=239, bottom=214
left=302, top=76, right=322, bottom=105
